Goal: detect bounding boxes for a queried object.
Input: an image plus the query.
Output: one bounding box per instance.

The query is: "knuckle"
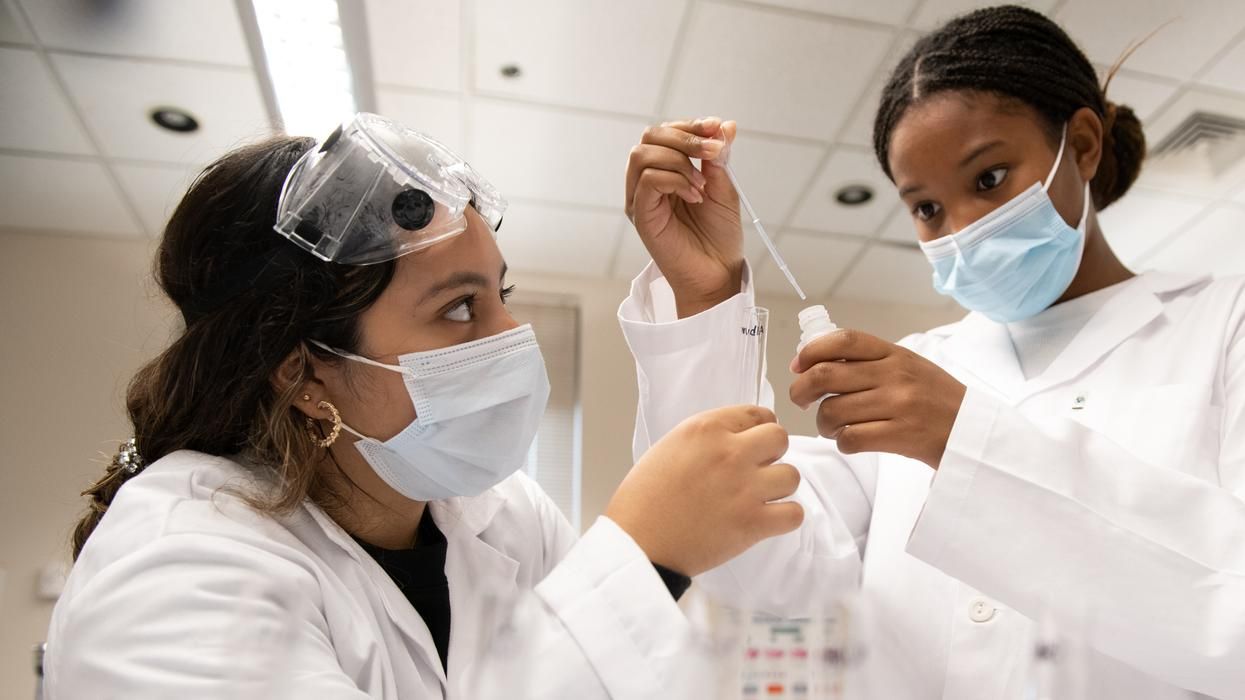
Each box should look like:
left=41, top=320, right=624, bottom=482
left=641, top=126, right=658, bottom=142
left=838, top=328, right=860, bottom=348
left=836, top=427, right=861, bottom=454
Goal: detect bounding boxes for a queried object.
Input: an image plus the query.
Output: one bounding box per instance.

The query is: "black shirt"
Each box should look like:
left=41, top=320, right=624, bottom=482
left=356, top=509, right=693, bottom=673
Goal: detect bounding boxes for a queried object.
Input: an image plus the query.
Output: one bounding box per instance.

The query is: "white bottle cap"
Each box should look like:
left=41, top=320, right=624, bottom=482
left=797, top=305, right=837, bottom=353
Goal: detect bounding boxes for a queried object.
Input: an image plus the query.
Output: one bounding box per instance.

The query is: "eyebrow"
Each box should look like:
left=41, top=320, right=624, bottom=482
left=898, top=139, right=1008, bottom=197
left=422, top=262, right=508, bottom=301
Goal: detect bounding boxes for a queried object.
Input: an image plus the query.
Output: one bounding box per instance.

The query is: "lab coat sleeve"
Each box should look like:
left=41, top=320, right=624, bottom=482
left=46, top=533, right=371, bottom=700
left=907, top=302, right=1245, bottom=698
left=530, top=515, right=703, bottom=699
left=618, top=260, right=874, bottom=616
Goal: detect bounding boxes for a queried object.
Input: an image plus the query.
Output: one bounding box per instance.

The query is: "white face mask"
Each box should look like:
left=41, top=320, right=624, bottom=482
left=312, top=325, right=550, bottom=501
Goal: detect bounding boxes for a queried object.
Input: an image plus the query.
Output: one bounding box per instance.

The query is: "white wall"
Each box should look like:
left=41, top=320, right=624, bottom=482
left=0, top=229, right=961, bottom=700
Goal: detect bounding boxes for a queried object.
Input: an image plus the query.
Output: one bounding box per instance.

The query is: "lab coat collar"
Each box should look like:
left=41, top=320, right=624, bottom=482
left=940, top=270, right=1208, bottom=401
left=302, top=483, right=516, bottom=689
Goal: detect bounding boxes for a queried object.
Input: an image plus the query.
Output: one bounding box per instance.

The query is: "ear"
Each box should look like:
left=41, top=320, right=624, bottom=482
left=1068, top=106, right=1104, bottom=185
left=271, top=344, right=328, bottom=421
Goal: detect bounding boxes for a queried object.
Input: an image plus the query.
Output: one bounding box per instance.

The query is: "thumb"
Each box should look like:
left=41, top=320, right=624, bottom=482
left=702, top=120, right=739, bottom=202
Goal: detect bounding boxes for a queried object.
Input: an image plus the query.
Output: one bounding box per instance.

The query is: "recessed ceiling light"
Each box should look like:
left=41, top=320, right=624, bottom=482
left=834, top=184, right=874, bottom=206
left=500, top=63, right=522, bottom=79
left=150, top=107, right=200, bottom=133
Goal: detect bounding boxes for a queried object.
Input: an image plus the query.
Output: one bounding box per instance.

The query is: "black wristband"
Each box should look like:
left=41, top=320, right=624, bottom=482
left=652, top=562, right=692, bottom=601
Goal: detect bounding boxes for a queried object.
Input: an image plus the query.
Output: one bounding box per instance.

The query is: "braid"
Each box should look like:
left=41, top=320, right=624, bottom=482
left=873, top=4, right=1146, bottom=210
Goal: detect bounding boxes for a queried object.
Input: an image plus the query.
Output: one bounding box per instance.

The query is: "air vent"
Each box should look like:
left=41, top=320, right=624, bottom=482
left=1151, top=111, right=1245, bottom=158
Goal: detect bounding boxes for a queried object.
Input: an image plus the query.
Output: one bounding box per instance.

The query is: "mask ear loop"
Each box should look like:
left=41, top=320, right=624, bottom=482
left=1041, top=124, right=1069, bottom=193
left=305, top=339, right=414, bottom=442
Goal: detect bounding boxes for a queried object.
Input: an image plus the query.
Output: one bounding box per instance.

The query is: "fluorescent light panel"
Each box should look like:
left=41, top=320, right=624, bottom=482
left=252, top=0, right=357, bottom=137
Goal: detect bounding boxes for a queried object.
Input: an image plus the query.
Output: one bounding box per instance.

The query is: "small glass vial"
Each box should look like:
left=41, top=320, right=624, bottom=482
left=797, top=305, right=837, bottom=353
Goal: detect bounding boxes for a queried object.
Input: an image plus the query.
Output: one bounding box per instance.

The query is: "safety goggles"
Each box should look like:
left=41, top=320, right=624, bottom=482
left=274, top=112, right=506, bottom=265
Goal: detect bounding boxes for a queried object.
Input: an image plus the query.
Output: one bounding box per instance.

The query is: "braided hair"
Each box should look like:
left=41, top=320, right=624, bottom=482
left=872, top=4, right=1146, bottom=210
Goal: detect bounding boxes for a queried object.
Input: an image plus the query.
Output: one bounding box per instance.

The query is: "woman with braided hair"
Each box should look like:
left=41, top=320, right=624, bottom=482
left=619, top=5, right=1244, bottom=698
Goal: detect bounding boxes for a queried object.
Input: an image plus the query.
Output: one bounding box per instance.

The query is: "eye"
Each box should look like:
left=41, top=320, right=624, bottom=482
left=443, top=295, right=475, bottom=322
left=976, top=166, right=1008, bottom=192
left=500, top=284, right=516, bottom=303
left=912, top=201, right=942, bottom=222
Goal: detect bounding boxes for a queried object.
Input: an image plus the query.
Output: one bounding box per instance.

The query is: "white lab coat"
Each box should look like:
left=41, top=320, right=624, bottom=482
left=44, top=450, right=695, bottom=699
left=619, top=262, right=1245, bottom=700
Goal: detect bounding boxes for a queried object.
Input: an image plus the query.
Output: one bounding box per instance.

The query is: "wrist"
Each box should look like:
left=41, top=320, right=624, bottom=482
left=672, top=265, right=744, bottom=318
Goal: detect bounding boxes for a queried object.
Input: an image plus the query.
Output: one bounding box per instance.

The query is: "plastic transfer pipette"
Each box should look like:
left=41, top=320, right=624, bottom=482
left=721, top=162, right=807, bottom=300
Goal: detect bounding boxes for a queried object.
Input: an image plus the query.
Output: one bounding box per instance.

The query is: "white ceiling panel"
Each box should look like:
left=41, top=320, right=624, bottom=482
left=53, top=54, right=270, bottom=164
left=498, top=200, right=621, bottom=277
left=1098, top=186, right=1209, bottom=266
left=470, top=99, right=645, bottom=209
left=0, top=153, right=138, bottom=236
left=376, top=89, right=463, bottom=152
left=18, top=0, right=250, bottom=66
left=741, top=0, right=918, bottom=25
left=610, top=218, right=649, bottom=280
left=0, top=0, right=31, bottom=43
left=0, top=47, right=92, bottom=154
left=366, top=0, right=461, bottom=93
left=754, top=232, right=862, bottom=298
left=474, top=0, right=684, bottom=116
left=877, top=204, right=915, bottom=242
left=1198, top=36, right=1245, bottom=95
left=835, top=242, right=945, bottom=305
left=1056, top=0, right=1245, bottom=82
left=1142, top=204, right=1245, bottom=277
left=112, top=161, right=201, bottom=236
left=910, top=0, right=1058, bottom=30
left=838, top=31, right=918, bottom=148
left=789, top=146, right=898, bottom=235
left=1099, top=67, right=1180, bottom=124
left=666, top=2, right=892, bottom=142
left=723, top=132, right=826, bottom=227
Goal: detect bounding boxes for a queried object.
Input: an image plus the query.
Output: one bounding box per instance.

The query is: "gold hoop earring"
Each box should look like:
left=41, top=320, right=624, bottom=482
left=306, top=400, right=342, bottom=448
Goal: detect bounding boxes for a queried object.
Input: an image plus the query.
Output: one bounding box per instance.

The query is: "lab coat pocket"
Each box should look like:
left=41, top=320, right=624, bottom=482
left=1105, top=383, right=1222, bottom=483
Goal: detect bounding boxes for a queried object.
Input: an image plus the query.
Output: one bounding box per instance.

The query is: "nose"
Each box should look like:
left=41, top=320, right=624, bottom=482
left=480, top=306, right=520, bottom=339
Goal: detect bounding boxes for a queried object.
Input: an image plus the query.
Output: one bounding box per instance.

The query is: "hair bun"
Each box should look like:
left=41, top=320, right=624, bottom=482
left=1092, top=100, right=1146, bottom=210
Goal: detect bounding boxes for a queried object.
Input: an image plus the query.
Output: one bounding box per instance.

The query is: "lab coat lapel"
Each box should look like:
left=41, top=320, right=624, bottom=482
left=1026, top=271, right=1207, bottom=395
left=434, top=488, right=520, bottom=692
left=304, top=501, right=451, bottom=687
left=940, top=311, right=1027, bottom=399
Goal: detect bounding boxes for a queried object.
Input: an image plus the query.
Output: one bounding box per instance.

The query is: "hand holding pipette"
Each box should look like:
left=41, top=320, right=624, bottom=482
left=625, top=117, right=810, bottom=315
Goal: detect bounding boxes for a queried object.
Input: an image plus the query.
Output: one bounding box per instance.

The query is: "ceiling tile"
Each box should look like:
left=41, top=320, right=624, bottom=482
left=112, top=161, right=201, bottom=236
left=498, top=200, right=620, bottom=278
left=611, top=218, right=647, bottom=279
left=0, top=153, right=138, bottom=236
left=18, top=0, right=250, bottom=66
left=754, top=232, right=863, bottom=299
left=0, top=47, right=92, bottom=154
left=666, top=2, right=892, bottom=141
left=877, top=204, right=916, bottom=242
left=1098, top=67, right=1180, bottom=123
left=838, top=31, right=918, bottom=148
left=789, top=146, right=898, bottom=234
left=1056, top=0, right=1245, bottom=82
left=910, top=0, right=1057, bottom=30
left=474, top=0, right=685, bottom=116
left=723, top=132, right=826, bottom=226
left=53, top=54, right=271, bottom=164
left=366, top=0, right=460, bottom=93
left=1141, top=204, right=1245, bottom=276
left=470, top=99, right=645, bottom=208
left=0, top=0, right=31, bottom=43
left=1198, top=36, right=1245, bottom=94
left=1137, top=89, right=1245, bottom=199
left=835, top=242, right=945, bottom=305
left=376, top=89, right=463, bottom=152
left=1098, top=186, right=1210, bottom=266
left=742, top=0, right=918, bottom=25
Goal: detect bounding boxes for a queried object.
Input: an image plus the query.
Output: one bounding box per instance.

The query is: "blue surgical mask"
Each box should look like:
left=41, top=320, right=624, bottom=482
left=918, top=126, right=1091, bottom=323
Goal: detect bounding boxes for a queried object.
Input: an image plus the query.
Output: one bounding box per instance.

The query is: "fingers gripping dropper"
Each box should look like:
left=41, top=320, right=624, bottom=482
left=713, top=141, right=807, bottom=300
